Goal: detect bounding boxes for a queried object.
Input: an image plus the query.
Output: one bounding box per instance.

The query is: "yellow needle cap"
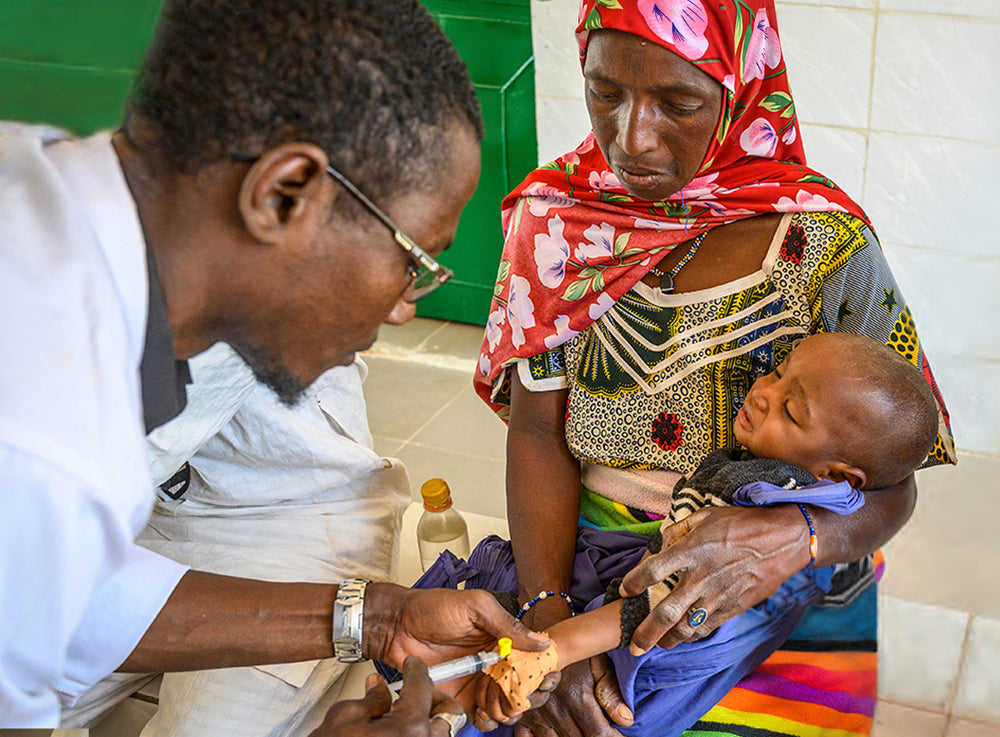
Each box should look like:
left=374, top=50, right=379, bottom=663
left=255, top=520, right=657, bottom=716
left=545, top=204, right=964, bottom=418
left=498, top=637, right=513, bottom=658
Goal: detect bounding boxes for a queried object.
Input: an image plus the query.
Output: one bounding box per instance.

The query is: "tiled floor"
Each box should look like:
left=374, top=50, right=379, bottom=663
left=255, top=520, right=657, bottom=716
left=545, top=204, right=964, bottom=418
left=365, top=317, right=1000, bottom=733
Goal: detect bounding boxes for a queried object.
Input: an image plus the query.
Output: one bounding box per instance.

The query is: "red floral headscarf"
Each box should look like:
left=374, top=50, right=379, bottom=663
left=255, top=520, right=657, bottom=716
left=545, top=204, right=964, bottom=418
left=475, top=0, right=870, bottom=414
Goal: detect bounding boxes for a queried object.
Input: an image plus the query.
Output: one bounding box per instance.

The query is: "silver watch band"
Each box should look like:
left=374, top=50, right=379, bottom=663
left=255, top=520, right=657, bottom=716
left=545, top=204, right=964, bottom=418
left=333, top=578, right=370, bottom=662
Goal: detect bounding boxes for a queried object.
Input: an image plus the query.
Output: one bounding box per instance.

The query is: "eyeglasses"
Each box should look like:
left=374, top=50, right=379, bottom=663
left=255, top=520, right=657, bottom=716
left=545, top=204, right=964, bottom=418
left=231, top=154, right=453, bottom=303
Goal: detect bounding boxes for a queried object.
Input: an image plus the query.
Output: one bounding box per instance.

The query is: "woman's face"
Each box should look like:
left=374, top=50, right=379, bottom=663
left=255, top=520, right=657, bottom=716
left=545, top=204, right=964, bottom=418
left=584, top=29, right=723, bottom=201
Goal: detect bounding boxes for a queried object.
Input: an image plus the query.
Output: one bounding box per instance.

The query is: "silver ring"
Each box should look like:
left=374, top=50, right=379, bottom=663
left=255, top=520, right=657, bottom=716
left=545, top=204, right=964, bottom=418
left=432, top=711, right=467, bottom=737
left=687, top=607, right=709, bottom=628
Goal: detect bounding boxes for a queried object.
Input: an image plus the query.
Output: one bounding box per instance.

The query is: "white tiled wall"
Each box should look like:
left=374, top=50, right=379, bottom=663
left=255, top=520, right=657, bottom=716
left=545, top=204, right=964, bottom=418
left=530, top=0, right=1000, bottom=459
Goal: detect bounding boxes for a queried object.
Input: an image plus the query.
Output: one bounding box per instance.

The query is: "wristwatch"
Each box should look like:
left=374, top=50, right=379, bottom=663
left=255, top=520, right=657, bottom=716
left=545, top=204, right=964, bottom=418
left=332, top=578, right=370, bottom=662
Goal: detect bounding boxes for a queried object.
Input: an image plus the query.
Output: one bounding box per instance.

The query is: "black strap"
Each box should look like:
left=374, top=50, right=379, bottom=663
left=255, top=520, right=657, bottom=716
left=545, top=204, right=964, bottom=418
left=158, top=462, right=191, bottom=500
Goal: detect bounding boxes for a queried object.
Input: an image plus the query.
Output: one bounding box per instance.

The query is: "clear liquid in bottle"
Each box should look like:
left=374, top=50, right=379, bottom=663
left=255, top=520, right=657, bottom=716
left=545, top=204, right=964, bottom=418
left=416, top=478, right=470, bottom=571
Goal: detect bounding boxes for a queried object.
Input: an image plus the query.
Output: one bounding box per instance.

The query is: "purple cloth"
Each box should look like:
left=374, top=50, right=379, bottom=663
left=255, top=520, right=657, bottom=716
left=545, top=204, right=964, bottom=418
left=732, top=477, right=865, bottom=514
left=404, top=529, right=829, bottom=737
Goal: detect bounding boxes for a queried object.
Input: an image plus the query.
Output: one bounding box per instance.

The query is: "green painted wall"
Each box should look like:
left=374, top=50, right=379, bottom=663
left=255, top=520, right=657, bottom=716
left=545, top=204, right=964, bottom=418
left=0, top=0, right=535, bottom=326
left=418, top=0, right=537, bottom=325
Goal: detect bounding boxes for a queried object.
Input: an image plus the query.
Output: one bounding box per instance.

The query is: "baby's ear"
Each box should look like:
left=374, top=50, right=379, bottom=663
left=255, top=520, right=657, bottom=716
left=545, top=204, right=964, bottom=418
left=817, top=461, right=867, bottom=489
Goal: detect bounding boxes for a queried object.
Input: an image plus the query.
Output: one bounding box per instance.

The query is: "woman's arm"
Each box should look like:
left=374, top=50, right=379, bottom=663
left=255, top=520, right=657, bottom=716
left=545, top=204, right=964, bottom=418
left=619, top=474, right=917, bottom=653
left=506, top=372, right=580, bottom=629
left=488, top=372, right=633, bottom=736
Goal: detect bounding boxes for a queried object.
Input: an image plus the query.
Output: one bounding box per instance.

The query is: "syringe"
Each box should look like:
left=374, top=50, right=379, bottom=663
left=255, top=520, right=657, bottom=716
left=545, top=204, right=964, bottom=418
left=388, top=638, right=512, bottom=693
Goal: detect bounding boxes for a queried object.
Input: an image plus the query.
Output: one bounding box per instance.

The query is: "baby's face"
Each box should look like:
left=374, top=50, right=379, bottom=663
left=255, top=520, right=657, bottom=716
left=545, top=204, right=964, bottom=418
left=734, top=335, right=857, bottom=477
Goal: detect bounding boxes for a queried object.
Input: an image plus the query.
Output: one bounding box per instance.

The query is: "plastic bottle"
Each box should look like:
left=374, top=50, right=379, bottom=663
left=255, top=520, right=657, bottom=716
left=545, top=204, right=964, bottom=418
left=416, top=478, right=471, bottom=571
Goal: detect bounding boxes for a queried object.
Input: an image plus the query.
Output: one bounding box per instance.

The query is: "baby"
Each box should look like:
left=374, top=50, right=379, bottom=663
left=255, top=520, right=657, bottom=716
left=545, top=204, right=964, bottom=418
left=478, top=332, right=939, bottom=722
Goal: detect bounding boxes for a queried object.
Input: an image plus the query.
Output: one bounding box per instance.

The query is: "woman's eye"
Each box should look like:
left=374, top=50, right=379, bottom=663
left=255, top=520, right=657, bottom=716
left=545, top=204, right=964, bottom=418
left=783, top=401, right=797, bottom=424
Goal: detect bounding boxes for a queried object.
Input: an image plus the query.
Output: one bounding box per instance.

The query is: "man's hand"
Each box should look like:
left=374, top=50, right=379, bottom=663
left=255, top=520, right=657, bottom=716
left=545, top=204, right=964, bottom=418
left=310, top=657, right=467, bottom=737
left=363, top=585, right=551, bottom=711
left=619, top=505, right=806, bottom=653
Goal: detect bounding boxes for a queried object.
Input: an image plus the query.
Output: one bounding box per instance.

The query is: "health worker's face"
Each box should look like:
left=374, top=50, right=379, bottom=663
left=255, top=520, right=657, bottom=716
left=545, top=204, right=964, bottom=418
left=583, top=29, right=723, bottom=202
left=238, top=125, right=480, bottom=405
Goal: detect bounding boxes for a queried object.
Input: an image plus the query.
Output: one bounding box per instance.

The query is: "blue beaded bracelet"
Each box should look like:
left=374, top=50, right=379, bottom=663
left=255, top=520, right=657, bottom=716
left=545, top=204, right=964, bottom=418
left=796, top=503, right=818, bottom=569
left=515, top=590, right=576, bottom=621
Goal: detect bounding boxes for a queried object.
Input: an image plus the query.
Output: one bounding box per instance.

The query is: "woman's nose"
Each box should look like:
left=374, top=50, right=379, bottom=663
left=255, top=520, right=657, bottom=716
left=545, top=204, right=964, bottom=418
left=616, top=99, right=659, bottom=157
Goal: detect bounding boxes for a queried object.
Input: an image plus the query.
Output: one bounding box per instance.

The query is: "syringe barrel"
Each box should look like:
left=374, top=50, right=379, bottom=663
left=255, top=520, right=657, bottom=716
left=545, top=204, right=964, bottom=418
left=426, top=651, right=500, bottom=684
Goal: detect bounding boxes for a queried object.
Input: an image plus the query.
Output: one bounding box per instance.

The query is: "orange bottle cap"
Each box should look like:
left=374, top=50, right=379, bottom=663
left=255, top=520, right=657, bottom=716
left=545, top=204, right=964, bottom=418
left=420, top=478, right=453, bottom=511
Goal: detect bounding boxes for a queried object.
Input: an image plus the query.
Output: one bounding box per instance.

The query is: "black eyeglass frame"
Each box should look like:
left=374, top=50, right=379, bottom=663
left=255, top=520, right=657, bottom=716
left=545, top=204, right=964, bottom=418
left=230, top=153, right=453, bottom=303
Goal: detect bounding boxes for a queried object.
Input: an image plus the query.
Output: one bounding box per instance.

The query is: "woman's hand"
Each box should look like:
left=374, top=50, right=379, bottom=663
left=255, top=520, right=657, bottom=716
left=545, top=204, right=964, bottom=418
left=310, top=657, right=467, bottom=737
left=620, top=474, right=917, bottom=654
left=619, top=505, right=807, bottom=653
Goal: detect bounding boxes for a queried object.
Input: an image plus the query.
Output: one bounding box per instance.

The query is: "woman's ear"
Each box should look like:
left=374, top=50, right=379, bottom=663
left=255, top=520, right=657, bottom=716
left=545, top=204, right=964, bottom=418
left=237, top=143, right=329, bottom=243
left=816, top=461, right=867, bottom=490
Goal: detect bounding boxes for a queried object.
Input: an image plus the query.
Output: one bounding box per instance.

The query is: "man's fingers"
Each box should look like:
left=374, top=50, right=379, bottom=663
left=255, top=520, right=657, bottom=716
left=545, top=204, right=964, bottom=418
left=590, top=654, right=632, bottom=727
left=359, top=673, right=393, bottom=718
left=391, top=655, right=436, bottom=720
left=469, top=590, right=551, bottom=651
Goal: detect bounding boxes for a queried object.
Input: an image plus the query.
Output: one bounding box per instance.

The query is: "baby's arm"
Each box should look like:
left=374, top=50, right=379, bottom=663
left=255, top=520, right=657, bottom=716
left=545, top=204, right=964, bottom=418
left=475, top=598, right=625, bottom=722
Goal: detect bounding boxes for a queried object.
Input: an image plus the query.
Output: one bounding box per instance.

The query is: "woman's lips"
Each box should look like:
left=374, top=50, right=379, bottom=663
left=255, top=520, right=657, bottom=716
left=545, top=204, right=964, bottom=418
left=615, top=166, right=665, bottom=193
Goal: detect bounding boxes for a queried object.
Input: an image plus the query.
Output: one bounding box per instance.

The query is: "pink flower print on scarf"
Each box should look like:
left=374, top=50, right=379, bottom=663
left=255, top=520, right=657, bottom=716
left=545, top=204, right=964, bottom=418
left=575, top=223, right=616, bottom=263
left=534, top=215, right=571, bottom=288
left=740, top=117, right=779, bottom=157
left=507, top=274, right=536, bottom=349
left=742, top=7, right=782, bottom=83
left=775, top=189, right=848, bottom=212
left=589, top=169, right=623, bottom=191
left=639, top=0, right=709, bottom=59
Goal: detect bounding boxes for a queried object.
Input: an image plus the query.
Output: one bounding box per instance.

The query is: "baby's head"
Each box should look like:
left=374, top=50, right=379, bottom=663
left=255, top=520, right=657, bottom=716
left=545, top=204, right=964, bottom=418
left=734, top=333, right=938, bottom=490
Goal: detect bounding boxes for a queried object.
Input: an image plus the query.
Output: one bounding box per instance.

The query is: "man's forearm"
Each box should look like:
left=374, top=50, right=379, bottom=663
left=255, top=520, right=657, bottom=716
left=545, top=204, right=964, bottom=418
left=119, top=570, right=337, bottom=672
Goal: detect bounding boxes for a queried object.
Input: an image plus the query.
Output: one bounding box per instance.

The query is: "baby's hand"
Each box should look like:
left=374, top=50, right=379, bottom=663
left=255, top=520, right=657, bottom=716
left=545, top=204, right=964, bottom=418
left=471, top=641, right=562, bottom=730
left=472, top=669, right=561, bottom=731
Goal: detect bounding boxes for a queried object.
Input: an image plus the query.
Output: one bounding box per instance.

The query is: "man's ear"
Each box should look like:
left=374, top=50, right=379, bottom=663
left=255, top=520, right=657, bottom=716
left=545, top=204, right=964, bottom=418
left=816, top=461, right=867, bottom=490
left=237, top=143, right=330, bottom=243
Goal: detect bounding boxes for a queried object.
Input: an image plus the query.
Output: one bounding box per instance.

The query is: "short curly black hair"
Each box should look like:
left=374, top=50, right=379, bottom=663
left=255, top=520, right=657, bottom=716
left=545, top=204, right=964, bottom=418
left=127, top=0, right=483, bottom=202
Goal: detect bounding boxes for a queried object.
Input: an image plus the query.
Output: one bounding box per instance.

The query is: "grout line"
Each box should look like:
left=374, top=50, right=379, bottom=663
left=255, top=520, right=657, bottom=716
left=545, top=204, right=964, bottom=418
left=363, top=342, right=478, bottom=375
left=944, top=613, right=975, bottom=723
left=396, top=439, right=506, bottom=464
left=410, top=320, right=451, bottom=353
left=395, top=387, right=470, bottom=446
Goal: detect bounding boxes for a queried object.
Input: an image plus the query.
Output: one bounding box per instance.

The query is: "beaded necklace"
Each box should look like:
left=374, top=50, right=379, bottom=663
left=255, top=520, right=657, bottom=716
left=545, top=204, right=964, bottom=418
left=648, top=229, right=709, bottom=294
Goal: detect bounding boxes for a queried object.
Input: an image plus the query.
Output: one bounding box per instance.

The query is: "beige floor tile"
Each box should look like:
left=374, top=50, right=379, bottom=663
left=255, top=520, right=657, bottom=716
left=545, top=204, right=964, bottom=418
left=882, top=454, right=1000, bottom=619
left=392, top=442, right=507, bottom=518
left=946, top=717, right=1000, bottom=737
left=374, top=317, right=447, bottom=350
left=411, top=386, right=507, bottom=462
left=872, top=701, right=947, bottom=737
left=879, top=595, right=968, bottom=710
left=362, top=355, right=468, bottom=441
left=373, top=434, right=406, bottom=458
left=953, top=616, right=1000, bottom=723
left=419, top=321, right=486, bottom=363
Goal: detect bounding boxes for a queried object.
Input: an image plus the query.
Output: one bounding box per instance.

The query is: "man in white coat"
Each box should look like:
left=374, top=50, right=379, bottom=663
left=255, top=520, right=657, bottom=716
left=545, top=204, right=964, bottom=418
left=0, top=0, right=553, bottom=732
left=62, top=344, right=412, bottom=736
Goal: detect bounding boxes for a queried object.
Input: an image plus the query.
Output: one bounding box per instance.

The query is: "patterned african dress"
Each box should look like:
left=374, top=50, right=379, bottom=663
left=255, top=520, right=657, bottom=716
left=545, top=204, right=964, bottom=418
left=509, top=211, right=955, bottom=510
left=491, top=209, right=955, bottom=737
